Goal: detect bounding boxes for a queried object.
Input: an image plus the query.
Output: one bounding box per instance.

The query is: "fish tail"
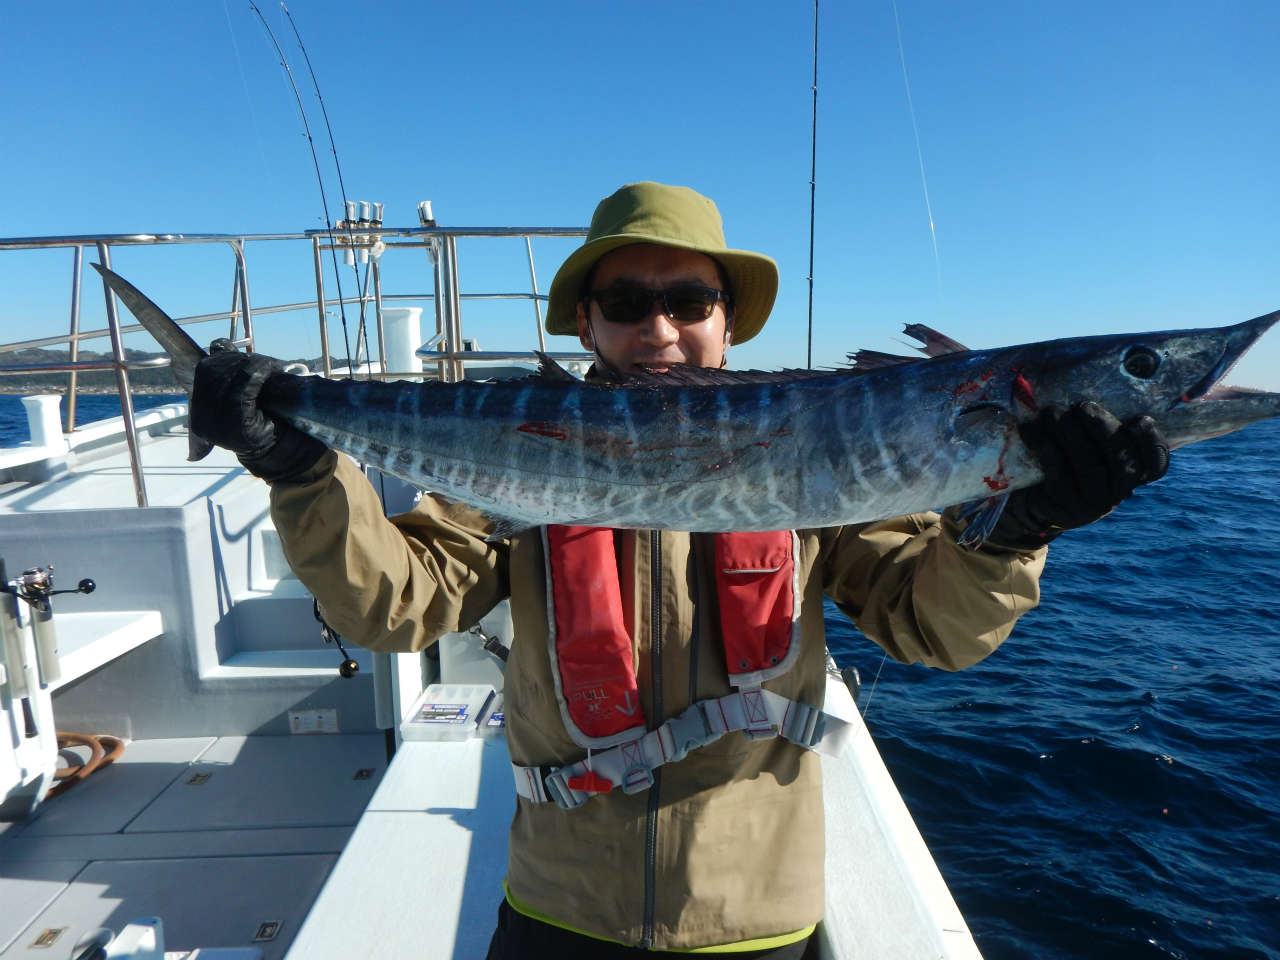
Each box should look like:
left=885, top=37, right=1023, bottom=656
left=89, top=262, right=213, bottom=460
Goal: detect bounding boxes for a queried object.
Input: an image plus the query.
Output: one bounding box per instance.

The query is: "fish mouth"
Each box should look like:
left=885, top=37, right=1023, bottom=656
left=1176, top=310, right=1280, bottom=407
left=1177, top=381, right=1280, bottom=418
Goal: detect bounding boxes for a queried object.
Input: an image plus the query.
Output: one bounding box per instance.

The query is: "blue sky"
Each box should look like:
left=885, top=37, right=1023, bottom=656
left=3, top=0, right=1278, bottom=387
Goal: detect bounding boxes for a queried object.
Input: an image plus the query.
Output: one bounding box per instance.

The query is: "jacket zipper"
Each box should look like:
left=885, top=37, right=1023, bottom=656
left=641, top=529, right=662, bottom=949
left=688, top=537, right=700, bottom=706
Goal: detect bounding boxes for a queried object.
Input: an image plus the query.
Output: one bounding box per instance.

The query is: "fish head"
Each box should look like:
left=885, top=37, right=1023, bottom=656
left=1000, top=311, right=1280, bottom=449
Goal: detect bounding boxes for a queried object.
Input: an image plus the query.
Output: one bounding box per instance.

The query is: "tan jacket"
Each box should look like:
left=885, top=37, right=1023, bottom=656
left=271, top=452, right=1045, bottom=950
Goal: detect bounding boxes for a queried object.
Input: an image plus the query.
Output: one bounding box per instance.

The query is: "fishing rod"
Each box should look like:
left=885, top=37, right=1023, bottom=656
left=247, top=1, right=392, bottom=660
left=271, top=2, right=392, bottom=506
left=280, top=2, right=375, bottom=372
left=248, top=0, right=358, bottom=373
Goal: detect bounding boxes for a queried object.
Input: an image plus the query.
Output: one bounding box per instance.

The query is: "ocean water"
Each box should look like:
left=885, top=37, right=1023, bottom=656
left=828, top=418, right=1280, bottom=959
left=3, top=395, right=1277, bottom=957
left=0, top=393, right=185, bottom=447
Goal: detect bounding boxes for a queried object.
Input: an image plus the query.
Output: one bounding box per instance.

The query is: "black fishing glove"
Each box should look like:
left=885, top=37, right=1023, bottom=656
left=189, top=340, right=328, bottom=483
left=987, top=400, right=1170, bottom=551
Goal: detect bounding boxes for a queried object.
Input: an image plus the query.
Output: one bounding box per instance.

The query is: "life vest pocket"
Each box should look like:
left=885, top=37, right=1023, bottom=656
left=715, top=531, right=797, bottom=680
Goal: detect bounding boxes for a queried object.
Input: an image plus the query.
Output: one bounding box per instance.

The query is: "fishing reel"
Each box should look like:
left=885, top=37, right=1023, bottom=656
left=1, top=561, right=96, bottom=739
left=6, top=565, right=96, bottom=612
left=313, top=599, right=359, bottom=679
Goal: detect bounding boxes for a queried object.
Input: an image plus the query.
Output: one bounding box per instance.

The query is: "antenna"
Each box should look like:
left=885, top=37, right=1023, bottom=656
left=806, top=0, right=819, bottom=369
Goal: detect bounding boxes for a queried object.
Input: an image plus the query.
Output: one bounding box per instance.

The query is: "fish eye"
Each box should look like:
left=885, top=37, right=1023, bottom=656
left=1122, top=345, right=1161, bottom=380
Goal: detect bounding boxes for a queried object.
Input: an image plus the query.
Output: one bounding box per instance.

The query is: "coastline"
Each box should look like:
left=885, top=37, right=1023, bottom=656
left=0, top=387, right=183, bottom=396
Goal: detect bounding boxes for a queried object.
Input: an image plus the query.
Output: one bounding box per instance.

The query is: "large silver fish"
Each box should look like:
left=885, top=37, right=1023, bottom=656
left=94, top=263, right=1279, bottom=539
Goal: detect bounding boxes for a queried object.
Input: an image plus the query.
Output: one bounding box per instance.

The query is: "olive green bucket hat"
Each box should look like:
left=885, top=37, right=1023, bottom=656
left=545, top=182, right=779, bottom=345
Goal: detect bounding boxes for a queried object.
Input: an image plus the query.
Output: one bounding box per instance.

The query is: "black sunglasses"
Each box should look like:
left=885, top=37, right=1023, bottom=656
left=586, top=281, right=731, bottom=326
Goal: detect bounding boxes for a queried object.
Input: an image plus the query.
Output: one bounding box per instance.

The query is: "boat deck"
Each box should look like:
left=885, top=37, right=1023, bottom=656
left=0, top=405, right=398, bottom=955
left=0, top=404, right=259, bottom=513
left=0, top=734, right=387, bottom=958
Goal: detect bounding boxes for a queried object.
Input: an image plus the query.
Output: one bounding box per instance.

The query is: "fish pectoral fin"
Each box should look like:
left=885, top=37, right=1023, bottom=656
left=952, top=403, right=1013, bottom=442
left=953, top=492, right=1011, bottom=551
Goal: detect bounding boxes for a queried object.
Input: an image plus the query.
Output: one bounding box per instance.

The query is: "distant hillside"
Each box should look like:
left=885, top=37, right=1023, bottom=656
left=0, top=347, right=333, bottom=394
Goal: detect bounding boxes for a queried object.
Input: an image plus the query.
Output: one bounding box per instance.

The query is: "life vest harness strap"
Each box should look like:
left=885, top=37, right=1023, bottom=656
left=511, top=688, right=850, bottom=810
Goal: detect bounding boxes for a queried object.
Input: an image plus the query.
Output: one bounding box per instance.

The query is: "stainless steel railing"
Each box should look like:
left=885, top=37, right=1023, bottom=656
left=0, top=221, right=589, bottom=506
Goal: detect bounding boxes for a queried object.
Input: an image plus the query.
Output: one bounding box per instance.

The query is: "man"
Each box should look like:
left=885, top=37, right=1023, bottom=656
left=191, top=182, right=1167, bottom=957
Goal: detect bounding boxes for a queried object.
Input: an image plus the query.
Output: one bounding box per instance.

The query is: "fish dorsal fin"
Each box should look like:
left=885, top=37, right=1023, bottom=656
left=847, top=325, right=972, bottom=372
left=534, top=352, right=579, bottom=383
left=592, top=365, right=845, bottom=388
left=903, top=324, right=969, bottom=356
left=846, top=349, right=919, bottom=372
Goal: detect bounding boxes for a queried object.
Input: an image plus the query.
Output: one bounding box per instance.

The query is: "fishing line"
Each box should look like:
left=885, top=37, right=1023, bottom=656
left=891, top=0, right=943, bottom=295
left=249, top=0, right=356, bottom=375
left=280, top=2, right=372, bottom=375
left=861, top=650, right=890, bottom=720
left=222, top=0, right=272, bottom=183
left=806, top=0, right=819, bottom=370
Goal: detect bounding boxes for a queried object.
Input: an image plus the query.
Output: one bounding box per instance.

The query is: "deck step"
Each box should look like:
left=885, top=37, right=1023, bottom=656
left=207, top=648, right=372, bottom=680
left=221, top=594, right=321, bottom=656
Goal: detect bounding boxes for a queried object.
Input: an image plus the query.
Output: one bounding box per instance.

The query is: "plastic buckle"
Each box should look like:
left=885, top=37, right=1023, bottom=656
left=663, top=703, right=717, bottom=763
left=543, top=766, right=590, bottom=810
left=780, top=703, right=825, bottom=748
left=618, top=739, right=654, bottom=794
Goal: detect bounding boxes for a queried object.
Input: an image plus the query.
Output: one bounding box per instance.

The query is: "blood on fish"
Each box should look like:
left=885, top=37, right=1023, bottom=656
left=1012, top=373, right=1038, bottom=411
left=983, top=475, right=1009, bottom=491
left=954, top=371, right=995, bottom=397
left=518, top=422, right=568, bottom=440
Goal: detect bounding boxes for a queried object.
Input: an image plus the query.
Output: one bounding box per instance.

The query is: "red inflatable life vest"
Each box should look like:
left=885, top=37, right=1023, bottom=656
left=543, top=525, right=802, bottom=749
